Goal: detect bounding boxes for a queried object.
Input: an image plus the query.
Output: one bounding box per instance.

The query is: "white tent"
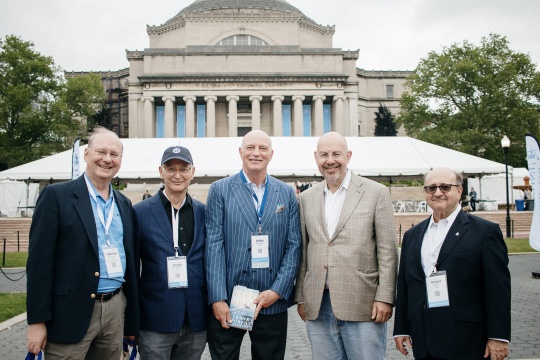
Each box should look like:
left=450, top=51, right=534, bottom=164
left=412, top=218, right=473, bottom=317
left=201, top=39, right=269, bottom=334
left=0, top=179, right=39, bottom=217
left=0, top=137, right=509, bottom=181
left=468, top=168, right=530, bottom=206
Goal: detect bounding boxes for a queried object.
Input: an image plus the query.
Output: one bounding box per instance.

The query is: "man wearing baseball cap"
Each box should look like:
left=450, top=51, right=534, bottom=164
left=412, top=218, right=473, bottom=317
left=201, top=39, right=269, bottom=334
left=134, top=146, right=208, bottom=360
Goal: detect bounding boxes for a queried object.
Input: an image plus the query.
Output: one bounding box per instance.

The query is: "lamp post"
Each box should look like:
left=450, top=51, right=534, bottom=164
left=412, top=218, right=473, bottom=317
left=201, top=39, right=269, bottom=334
left=501, top=135, right=511, bottom=238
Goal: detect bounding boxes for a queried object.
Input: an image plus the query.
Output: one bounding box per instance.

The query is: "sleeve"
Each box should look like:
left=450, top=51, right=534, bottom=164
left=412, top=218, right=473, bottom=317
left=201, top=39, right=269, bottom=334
left=204, top=182, right=228, bottom=305
left=482, top=223, right=511, bottom=341
left=26, top=186, right=60, bottom=324
left=393, top=233, right=411, bottom=336
left=373, top=186, right=399, bottom=304
left=269, top=185, right=301, bottom=301
left=294, top=193, right=308, bottom=303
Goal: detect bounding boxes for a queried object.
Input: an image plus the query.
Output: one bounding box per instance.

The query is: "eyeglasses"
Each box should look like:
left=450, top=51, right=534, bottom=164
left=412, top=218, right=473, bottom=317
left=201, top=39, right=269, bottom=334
left=92, top=148, right=121, bottom=160
left=424, top=184, right=460, bottom=194
left=163, top=166, right=192, bottom=176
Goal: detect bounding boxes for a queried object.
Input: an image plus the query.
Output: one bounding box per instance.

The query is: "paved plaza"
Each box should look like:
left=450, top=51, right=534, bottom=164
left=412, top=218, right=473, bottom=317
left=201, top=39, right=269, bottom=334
left=1, top=253, right=539, bottom=359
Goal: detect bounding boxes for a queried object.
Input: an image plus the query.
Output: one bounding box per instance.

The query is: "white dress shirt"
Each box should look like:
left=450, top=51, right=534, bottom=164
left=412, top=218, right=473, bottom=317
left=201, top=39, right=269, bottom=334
left=324, top=170, right=352, bottom=239
left=421, top=205, right=461, bottom=277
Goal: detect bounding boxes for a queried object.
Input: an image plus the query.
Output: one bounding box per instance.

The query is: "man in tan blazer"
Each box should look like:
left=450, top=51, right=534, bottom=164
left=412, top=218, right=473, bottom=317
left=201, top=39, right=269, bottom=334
left=294, top=132, right=398, bottom=360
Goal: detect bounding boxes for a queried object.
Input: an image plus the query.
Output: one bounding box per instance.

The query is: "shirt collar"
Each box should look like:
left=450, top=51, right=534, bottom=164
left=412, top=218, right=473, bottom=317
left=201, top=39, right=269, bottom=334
left=242, top=170, right=267, bottom=189
left=324, top=169, right=351, bottom=195
left=429, top=203, right=461, bottom=227
left=84, top=173, right=114, bottom=202
left=159, top=188, right=192, bottom=209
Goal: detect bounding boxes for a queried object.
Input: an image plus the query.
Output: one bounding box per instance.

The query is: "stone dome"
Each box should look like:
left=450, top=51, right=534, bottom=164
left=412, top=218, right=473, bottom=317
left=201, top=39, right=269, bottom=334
left=180, top=0, right=303, bottom=15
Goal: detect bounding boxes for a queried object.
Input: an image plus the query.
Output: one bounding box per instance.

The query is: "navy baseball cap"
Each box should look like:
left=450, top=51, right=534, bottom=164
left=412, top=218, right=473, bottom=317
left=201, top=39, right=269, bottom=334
left=161, top=146, right=193, bottom=165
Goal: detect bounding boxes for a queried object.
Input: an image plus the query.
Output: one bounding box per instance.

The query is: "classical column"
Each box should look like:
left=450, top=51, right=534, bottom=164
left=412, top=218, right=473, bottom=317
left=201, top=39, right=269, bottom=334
left=348, top=96, right=359, bottom=136
left=162, top=96, right=176, bottom=138
left=204, top=96, right=217, bottom=137
left=128, top=96, right=140, bottom=138
left=292, top=95, right=305, bottom=136
left=313, top=95, right=326, bottom=136
left=141, top=96, right=154, bottom=138
left=226, top=95, right=239, bottom=137
left=250, top=95, right=263, bottom=130
left=333, top=96, right=346, bottom=135
left=271, top=95, right=284, bottom=136
left=183, top=96, right=196, bottom=138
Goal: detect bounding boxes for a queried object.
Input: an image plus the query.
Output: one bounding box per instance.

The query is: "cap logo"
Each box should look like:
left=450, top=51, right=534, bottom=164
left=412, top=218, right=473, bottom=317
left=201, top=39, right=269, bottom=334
left=173, top=147, right=181, bottom=153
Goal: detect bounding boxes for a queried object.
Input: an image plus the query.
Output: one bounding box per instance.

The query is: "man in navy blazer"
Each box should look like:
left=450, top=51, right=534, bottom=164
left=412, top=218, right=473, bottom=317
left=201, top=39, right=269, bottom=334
left=205, top=130, right=301, bottom=359
left=26, top=128, right=140, bottom=359
left=394, top=168, right=511, bottom=360
left=134, top=146, right=208, bottom=360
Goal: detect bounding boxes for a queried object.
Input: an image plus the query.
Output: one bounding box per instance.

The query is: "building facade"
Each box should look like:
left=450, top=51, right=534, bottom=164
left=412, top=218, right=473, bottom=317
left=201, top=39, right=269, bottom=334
left=73, top=0, right=411, bottom=138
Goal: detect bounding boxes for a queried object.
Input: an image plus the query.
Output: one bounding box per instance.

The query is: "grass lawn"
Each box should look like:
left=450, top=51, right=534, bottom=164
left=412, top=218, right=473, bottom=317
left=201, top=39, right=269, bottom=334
left=0, top=293, right=26, bottom=323
left=0, top=252, right=27, bottom=268
left=504, top=238, right=537, bottom=253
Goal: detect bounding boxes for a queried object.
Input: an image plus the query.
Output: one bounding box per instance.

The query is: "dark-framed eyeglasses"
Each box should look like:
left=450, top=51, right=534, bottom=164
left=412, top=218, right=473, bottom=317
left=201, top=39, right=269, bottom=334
left=423, top=184, right=460, bottom=194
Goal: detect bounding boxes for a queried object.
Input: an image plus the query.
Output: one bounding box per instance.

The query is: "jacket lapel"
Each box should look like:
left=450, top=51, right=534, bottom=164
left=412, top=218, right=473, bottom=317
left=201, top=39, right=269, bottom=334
left=312, top=182, right=329, bottom=240
left=114, top=189, right=133, bottom=252
left=148, top=194, right=174, bottom=247
left=261, top=177, right=279, bottom=231
left=436, top=210, right=469, bottom=267
left=411, top=219, right=430, bottom=277
left=73, top=176, right=99, bottom=257
left=231, top=174, right=259, bottom=231
left=331, top=173, right=364, bottom=241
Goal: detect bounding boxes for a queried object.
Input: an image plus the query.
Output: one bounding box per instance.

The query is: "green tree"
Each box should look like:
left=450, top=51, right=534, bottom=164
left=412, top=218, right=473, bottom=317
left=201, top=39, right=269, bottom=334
left=0, top=36, right=105, bottom=169
left=374, top=104, right=397, bottom=136
left=397, top=34, right=540, bottom=167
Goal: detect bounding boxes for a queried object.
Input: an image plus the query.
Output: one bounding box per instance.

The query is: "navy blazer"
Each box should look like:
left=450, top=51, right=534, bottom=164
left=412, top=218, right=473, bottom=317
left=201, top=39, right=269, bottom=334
left=134, top=192, right=209, bottom=332
left=205, top=173, right=301, bottom=315
left=26, top=175, right=140, bottom=343
left=393, top=210, right=511, bottom=360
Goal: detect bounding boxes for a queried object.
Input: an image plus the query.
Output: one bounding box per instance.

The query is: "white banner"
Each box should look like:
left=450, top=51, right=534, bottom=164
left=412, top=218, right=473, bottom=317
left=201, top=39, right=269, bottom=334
left=525, top=135, right=540, bottom=251
left=72, top=138, right=80, bottom=180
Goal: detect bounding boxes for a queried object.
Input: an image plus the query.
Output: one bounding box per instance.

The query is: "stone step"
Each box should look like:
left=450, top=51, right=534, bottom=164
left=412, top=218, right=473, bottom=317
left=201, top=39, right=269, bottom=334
left=0, top=211, right=533, bottom=252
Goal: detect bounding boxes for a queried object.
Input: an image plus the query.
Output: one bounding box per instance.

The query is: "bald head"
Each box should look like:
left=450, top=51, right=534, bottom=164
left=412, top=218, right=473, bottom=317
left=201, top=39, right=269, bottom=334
left=317, top=132, right=348, bottom=153
left=241, top=130, right=272, bottom=151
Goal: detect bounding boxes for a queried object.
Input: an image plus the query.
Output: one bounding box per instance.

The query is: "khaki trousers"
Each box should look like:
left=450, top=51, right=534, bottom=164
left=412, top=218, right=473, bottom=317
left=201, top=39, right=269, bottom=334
left=44, top=289, right=127, bottom=360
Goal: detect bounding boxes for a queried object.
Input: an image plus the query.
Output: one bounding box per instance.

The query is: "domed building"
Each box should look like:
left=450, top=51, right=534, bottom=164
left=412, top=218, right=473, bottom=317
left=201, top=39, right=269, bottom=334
left=73, top=0, right=410, bottom=138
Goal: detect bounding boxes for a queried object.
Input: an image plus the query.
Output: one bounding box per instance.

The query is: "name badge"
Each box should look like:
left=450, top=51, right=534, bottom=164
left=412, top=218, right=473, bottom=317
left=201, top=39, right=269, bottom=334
left=251, top=233, right=269, bottom=268
left=167, top=256, right=188, bottom=288
left=102, top=246, right=123, bottom=278
left=426, top=270, right=450, bottom=308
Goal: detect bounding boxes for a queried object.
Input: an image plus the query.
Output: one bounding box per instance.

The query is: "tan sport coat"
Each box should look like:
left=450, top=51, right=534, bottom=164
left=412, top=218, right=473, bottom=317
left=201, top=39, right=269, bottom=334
left=294, top=172, right=398, bottom=321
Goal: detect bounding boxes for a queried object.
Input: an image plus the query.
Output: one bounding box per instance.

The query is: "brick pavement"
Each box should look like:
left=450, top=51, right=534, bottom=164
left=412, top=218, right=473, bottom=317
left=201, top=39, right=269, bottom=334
left=1, top=253, right=539, bottom=359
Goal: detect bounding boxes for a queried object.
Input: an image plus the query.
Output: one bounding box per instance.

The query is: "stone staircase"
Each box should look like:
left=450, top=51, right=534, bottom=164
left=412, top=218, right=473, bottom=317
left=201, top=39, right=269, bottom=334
left=0, top=211, right=534, bottom=252
left=395, top=211, right=533, bottom=243
left=0, top=218, right=31, bottom=252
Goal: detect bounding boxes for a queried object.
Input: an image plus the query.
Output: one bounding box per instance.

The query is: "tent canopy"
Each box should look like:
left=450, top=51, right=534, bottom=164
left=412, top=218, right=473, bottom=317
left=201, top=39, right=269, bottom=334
left=0, top=137, right=509, bottom=182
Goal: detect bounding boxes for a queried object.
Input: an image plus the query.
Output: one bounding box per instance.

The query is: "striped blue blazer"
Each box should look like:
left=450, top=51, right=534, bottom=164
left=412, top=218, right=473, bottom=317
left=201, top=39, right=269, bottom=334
left=205, top=173, right=301, bottom=315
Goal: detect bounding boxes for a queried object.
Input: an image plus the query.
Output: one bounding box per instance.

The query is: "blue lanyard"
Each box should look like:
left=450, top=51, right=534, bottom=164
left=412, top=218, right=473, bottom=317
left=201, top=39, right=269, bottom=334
left=239, top=170, right=269, bottom=233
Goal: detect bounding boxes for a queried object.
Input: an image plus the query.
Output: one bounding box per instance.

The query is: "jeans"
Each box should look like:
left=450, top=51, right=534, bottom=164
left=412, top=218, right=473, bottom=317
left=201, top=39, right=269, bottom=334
left=306, top=290, right=387, bottom=360
left=138, top=325, right=207, bottom=360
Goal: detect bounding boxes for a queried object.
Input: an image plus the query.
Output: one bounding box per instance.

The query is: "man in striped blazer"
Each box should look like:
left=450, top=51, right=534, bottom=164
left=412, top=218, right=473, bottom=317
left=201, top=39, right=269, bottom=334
left=205, top=130, right=301, bottom=360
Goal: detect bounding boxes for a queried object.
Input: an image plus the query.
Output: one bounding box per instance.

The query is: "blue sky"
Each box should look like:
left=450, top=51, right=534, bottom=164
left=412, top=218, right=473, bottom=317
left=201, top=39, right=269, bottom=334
left=1, top=0, right=539, bottom=72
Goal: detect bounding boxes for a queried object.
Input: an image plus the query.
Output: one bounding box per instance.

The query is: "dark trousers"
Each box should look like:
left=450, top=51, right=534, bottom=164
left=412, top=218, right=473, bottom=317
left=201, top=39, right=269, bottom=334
left=417, top=355, right=447, bottom=360
left=207, top=311, right=288, bottom=360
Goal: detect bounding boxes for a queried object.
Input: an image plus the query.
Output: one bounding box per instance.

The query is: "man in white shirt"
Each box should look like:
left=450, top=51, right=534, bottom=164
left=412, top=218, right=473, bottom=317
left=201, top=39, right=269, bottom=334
left=294, top=132, right=398, bottom=360
left=394, top=167, right=511, bottom=360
